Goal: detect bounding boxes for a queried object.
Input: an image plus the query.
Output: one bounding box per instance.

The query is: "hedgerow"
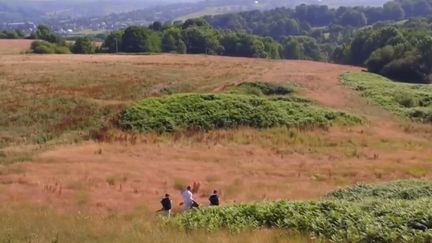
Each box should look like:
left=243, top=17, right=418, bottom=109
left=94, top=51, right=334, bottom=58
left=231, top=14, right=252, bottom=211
left=172, top=180, right=432, bottom=242
left=343, top=72, right=432, bottom=123
left=119, top=93, right=361, bottom=133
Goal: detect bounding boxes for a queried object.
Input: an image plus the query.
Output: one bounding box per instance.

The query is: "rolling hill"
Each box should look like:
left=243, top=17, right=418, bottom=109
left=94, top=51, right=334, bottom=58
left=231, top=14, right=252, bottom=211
left=0, top=40, right=431, bottom=242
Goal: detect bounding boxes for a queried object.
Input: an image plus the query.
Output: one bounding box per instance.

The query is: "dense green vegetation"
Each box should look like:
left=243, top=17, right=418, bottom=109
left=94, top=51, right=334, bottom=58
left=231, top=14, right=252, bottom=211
left=205, top=0, right=432, bottom=40
left=327, top=179, right=432, bottom=200
left=24, top=0, right=432, bottom=83
left=343, top=72, right=432, bottom=123
left=228, top=82, right=294, bottom=96
left=204, top=0, right=432, bottom=82
left=30, top=40, right=71, bottom=54
left=120, top=92, right=360, bottom=133
left=173, top=180, right=432, bottom=242
left=0, top=29, right=25, bottom=39
left=71, top=37, right=96, bottom=54
left=29, top=25, right=97, bottom=54
left=101, top=19, right=282, bottom=59
left=336, top=20, right=432, bottom=83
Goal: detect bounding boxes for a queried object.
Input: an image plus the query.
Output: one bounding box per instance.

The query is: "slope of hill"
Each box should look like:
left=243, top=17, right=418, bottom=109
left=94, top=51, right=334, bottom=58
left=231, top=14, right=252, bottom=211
left=1, top=0, right=388, bottom=32
left=0, top=43, right=431, bottom=241
left=0, top=0, right=196, bottom=22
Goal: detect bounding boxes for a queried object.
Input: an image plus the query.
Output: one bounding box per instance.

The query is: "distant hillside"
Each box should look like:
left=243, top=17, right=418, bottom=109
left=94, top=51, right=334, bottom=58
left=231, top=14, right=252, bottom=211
left=1, top=0, right=387, bottom=30
left=0, top=0, right=196, bottom=22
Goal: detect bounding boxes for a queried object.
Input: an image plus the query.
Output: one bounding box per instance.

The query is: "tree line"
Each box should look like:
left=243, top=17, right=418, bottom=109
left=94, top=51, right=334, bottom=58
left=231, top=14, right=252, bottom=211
left=99, top=19, right=283, bottom=59
left=204, top=0, right=432, bottom=41
left=0, top=30, right=26, bottom=39
left=334, top=18, right=432, bottom=83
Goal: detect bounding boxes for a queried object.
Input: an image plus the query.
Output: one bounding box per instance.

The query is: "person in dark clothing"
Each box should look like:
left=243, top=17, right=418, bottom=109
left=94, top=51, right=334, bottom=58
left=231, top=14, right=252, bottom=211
left=160, top=194, right=172, bottom=217
left=209, top=190, right=219, bottom=206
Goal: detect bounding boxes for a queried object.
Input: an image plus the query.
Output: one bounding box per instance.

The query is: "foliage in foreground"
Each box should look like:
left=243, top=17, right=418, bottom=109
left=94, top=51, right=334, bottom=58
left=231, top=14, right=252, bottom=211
left=173, top=180, right=432, bottom=242
left=0, top=206, right=307, bottom=243
left=119, top=93, right=360, bottom=133
left=343, top=72, right=432, bottom=123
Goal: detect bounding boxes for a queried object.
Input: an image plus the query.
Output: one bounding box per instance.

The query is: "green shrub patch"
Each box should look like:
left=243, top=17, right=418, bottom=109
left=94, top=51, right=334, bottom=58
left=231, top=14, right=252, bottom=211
left=120, top=93, right=361, bottom=133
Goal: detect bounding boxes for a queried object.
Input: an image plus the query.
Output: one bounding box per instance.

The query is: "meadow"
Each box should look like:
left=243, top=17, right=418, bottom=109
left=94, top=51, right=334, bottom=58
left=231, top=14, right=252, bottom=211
left=0, top=41, right=431, bottom=242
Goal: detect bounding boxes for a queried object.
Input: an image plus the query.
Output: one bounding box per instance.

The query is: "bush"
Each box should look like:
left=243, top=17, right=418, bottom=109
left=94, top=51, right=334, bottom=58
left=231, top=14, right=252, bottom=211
left=71, top=37, right=95, bottom=54
left=31, top=41, right=56, bottom=54
left=30, top=41, right=71, bottom=54
left=119, top=93, right=361, bottom=133
left=229, top=82, right=294, bottom=96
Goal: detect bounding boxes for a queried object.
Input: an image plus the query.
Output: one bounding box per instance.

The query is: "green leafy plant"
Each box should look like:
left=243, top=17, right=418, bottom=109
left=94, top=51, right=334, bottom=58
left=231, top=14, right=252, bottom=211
left=119, top=93, right=361, bottom=133
left=343, top=72, right=432, bottom=123
left=173, top=180, right=432, bottom=242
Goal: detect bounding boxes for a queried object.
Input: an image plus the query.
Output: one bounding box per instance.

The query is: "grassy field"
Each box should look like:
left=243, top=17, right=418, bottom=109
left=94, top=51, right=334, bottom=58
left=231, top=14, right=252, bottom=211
left=0, top=41, right=431, bottom=242
left=0, top=39, right=32, bottom=55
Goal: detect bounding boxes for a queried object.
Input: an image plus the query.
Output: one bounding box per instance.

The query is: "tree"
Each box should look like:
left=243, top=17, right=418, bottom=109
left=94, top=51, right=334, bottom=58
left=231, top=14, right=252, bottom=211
left=383, top=2, right=405, bottom=20
left=182, top=18, right=210, bottom=29
left=71, top=37, right=95, bottom=54
left=35, top=25, right=63, bottom=44
left=162, top=28, right=182, bottom=53
left=121, top=26, right=161, bottom=53
left=182, top=26, right=221, bottom=54
left=338, top=9, right=367, bottom=27
left=101, top=30, right=124, bottom=53
left=366, top=45, right=396, bottom=73
left=282, top=37, right=304, bottom=59
left=149, top=21, right=163, bottom=31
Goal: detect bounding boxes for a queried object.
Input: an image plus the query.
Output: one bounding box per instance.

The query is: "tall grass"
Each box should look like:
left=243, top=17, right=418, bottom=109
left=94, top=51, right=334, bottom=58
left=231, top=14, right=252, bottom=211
left=0, top=205, right=309, bottom=243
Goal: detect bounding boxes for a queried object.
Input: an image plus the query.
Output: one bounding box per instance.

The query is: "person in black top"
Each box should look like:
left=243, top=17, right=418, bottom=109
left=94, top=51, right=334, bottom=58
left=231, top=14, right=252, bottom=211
left=209, top=190, right=219, bottom=206
left=160, top=194, right=172, bottom=217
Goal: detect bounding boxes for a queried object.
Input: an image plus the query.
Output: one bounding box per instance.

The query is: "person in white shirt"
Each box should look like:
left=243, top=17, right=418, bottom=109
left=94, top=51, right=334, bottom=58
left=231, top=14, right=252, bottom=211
left=182, top=186, right=193, bottom=210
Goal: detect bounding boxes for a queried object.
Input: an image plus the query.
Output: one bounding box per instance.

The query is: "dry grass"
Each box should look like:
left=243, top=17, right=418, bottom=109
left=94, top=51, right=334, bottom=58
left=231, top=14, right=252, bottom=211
left=0, top=204, right=311, bottom=243
left=0, top=39, right=32, bottom=55
left=0, top=51, right=431, bottom=241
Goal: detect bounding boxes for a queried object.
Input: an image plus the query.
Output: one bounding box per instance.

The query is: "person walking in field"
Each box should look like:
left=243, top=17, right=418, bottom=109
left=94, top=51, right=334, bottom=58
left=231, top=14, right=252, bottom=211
left=209, top=190, right=220, bottom=206
left=160, top=193, right=172, bottom=217
left=182, top=186, right=194, bottom=210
